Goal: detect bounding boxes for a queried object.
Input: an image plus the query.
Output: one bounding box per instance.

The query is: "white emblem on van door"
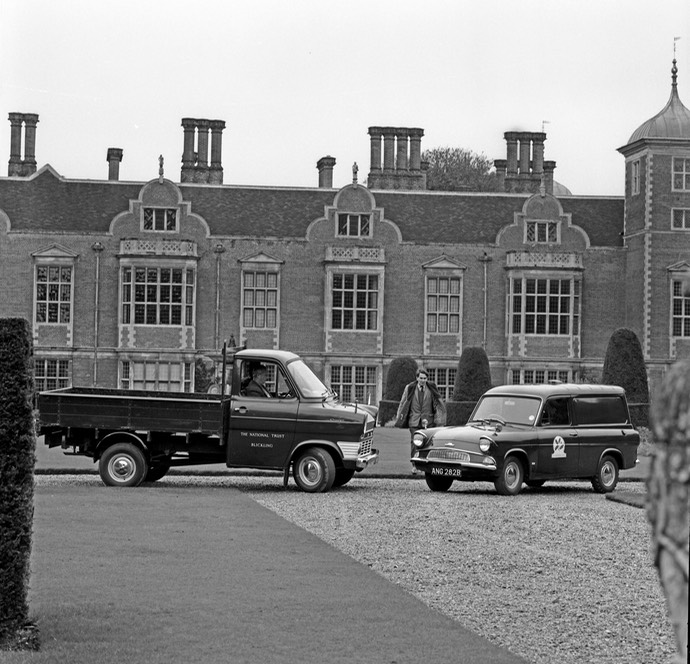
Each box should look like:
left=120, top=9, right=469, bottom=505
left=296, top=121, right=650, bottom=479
left=551, top=436, right=566, bottom=459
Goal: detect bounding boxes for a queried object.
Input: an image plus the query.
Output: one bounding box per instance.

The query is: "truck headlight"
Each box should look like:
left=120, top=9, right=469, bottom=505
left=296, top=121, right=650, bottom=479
left=412, top=432, right=430, bottom=449
left=479, top=436, right=492, bottom=453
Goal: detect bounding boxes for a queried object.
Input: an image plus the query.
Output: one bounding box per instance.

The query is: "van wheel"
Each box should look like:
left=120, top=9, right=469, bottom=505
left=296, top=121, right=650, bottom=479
left=332, top=468, right=356, bottom=488
left=425, top=474, right=453, bottom=492
left=494, top=456, right=524, bottom=495
left=99, top=443, right=148, bottom=487
left=592, top=455, right=619, bottom=493
left=293, top=447, right=336, bottom=493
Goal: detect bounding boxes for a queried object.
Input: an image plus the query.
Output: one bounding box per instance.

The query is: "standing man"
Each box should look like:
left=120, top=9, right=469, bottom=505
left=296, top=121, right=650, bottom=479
left=395, top=368, right=446, bottom=471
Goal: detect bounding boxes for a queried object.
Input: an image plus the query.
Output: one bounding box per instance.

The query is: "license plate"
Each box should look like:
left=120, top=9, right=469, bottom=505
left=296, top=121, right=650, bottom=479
left=430, top=466, right=462, bottom=477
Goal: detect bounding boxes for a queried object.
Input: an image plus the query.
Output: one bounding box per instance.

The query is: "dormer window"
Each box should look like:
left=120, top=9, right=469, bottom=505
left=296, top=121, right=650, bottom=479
left=143, top=207, right=177, bottom=232
left=526, top=220, right=558, bottom=244
left=337, top=213, right=370, bottom=237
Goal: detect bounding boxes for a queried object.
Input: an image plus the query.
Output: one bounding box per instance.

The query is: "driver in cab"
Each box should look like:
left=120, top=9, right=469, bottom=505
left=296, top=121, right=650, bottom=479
left=245, top=364, right=272, bottom=398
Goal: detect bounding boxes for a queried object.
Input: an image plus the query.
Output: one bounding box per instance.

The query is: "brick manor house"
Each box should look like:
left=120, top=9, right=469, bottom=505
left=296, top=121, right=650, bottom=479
left=1, top=61, right=689, bottom=403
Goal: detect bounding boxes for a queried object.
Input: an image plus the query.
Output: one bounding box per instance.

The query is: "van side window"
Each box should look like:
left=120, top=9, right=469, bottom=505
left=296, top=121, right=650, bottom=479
left=539, top=397, right=570, bottom=426
left=572, top=396, right=628, bottom=425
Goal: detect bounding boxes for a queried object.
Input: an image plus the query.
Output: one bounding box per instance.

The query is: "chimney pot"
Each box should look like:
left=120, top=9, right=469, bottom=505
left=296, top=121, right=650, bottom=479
left=317, top=156, right=336, bottom=188
left=106, top=148, right=123, bottom=181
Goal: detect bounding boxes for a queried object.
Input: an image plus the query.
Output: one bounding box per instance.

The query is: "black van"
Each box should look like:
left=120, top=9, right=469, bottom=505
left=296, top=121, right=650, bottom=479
left=411, top=384, right=640, bottom=495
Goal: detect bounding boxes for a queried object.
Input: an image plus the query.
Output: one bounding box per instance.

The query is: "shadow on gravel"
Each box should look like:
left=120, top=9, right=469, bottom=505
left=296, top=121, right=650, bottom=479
left=605, top=491, right=646, bottom=508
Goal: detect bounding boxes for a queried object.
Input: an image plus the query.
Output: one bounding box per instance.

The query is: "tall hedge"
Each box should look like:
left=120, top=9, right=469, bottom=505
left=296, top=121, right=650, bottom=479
left=384, top=356, right=418, bottom=401
left=0, top=318, right=36, bottom=649
left=453, top=346, right=492, bottom=401
left=601, top=328, right=649, bottom=404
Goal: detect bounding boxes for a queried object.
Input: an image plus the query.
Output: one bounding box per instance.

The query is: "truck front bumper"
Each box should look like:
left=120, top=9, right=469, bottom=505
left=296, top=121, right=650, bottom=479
left=356, top=448, right=379, bottom=469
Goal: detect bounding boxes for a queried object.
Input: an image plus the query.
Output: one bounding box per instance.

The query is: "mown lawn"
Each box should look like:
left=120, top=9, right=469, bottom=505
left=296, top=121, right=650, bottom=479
left=5, top=482, right=280, bottom=664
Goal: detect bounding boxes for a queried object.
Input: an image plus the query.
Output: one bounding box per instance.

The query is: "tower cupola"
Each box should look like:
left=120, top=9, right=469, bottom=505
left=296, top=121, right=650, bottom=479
left=621, top=58, right=690, bottom=153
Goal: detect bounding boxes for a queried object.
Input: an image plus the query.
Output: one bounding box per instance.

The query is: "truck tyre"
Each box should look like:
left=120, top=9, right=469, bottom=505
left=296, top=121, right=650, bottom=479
left=591, top=455, right=619, bottom=493
left=293, top=447, right=336, bottom=493
left=332, top=468, right=356, bottom=488
left=494, top=456, right=524, bottom=496
left=99, top=443, right=148, bottom=487
left=145, top=460, right=171, bottom=482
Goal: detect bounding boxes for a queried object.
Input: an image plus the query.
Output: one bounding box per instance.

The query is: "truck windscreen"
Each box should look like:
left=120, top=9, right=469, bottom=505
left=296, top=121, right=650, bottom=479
left=287, top=360, right=329, bottom=398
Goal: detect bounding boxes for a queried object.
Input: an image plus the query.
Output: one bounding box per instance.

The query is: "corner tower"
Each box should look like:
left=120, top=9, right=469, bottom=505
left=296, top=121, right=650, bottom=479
left=618, top=56, right=690, bottom=381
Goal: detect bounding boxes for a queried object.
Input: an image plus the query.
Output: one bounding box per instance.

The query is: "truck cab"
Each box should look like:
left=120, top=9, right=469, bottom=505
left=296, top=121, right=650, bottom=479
left=226, top=350, right=378, bottom=490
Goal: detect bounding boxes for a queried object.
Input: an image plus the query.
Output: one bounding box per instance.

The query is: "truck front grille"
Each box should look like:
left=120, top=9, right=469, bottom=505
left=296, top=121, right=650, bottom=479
left=360, top=431, right=373, bottom=456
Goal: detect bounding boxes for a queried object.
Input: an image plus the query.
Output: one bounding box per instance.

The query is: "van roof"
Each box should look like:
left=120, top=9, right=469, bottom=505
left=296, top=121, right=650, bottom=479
left=484, top=383, right=627, bottom=398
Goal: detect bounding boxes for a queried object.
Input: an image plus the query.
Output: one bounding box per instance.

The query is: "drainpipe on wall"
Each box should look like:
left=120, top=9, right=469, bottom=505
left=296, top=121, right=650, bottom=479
left=213, top=244, right=226, bottom=349
left=478, top=253, right=493, bottom=349
left=92, top=242, right=104, bottom=386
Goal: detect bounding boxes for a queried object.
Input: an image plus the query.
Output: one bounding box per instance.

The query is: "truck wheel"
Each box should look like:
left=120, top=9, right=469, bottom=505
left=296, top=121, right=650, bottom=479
left=145, top=460, right=171, bottom=482
left=424, top=474, right=453, bottom=492
left=99, top=443, right=148, bottom=487
left=591, top=455, right=619, bottom=493
left=293, top=447, right=336, bottom=493
left=494, top=456, right=524, bottom=496
left=332, top=468, right=356, bottom=488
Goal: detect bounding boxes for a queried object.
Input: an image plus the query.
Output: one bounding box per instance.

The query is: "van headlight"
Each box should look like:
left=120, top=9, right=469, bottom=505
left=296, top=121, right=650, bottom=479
left=413, top=432, right=430, bottom=449
left=479, top=436, right=492, bottom=453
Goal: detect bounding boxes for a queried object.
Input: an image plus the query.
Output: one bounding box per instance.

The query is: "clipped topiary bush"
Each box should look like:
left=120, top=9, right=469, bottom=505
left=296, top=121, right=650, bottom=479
left=383, top=356, right=418, bottom=401
left=194, top=355, right=216, bottom=393
left=0, top=318, right=37, bottom=650
left=453, top=346, right=492, bottom=401
left=378, top=357, right=418, bottom=425
left=602, top=328, right=649, bottom=404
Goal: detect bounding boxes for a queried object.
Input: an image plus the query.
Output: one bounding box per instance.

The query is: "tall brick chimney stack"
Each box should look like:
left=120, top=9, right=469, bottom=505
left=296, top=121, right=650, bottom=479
left=367, top=126, right=426, bottom=190
left=181, top=118, right=196, bottom=182
left=316, top=156, right=336, bottom=188
left=209, top=120, right=225, bottom=184
left=106, top=148, right=123, bottom=181
left=7, top=112, right=39, bottom=177
left=180, top=118, right=225, bottom=184
left=495, top=131, right=554, bottom=194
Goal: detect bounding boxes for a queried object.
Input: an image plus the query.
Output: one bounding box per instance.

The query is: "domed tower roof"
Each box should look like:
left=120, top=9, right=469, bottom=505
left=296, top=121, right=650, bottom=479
left=627, top=59, right=690, bottom=144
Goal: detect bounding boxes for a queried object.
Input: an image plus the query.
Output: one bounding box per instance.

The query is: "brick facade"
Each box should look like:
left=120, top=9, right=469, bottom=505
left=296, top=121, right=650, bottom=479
left=1, top=72, right=689, bottom=401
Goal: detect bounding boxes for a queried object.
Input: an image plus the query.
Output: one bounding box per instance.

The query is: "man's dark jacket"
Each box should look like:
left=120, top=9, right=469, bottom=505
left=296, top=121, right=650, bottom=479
left=395, top=381, right=447, bottom=428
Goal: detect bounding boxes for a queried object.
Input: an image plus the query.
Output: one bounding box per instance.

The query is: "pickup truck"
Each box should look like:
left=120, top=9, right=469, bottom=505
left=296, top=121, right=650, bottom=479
left=38, top=348, right=379, bottom=492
